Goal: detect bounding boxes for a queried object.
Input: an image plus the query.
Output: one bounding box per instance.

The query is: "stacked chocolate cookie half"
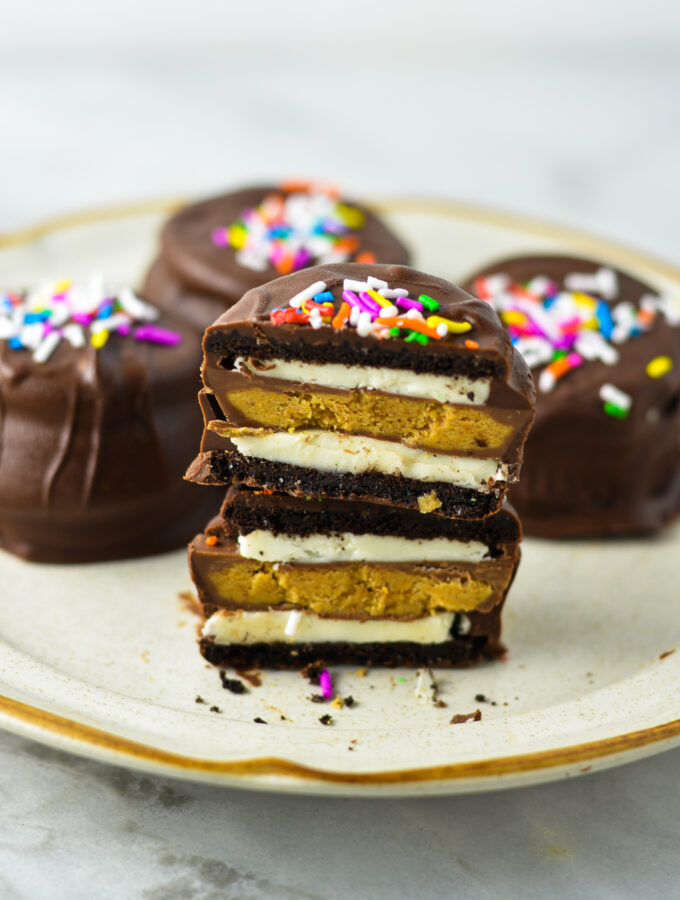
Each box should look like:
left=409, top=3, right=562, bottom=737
left=186, top=263, right=535, bottom=668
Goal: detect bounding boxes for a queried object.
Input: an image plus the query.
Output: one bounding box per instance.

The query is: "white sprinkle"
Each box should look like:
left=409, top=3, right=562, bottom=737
left=309, top=311, right=323, bottom=330
left=514, top=337, right=553, bottom=369
left=599, top=383, right=632, bottom=410
left=525, top=276, right=554, bottom=296
left=63, top=324, right=85, bottom=347
left=284, top=610, right=302, bottom=638
left=236, top=249, right=268, bottom=272
left=538, top=369, right=556, bottom=392
left=484, top=274, right=511, bottom=295
left=119, top=287, right=159, bottom=321
left=349, top=306, right=361, bottom=326
left=90, top=313, right=130, bottom=333
left=377, top=304, right=399, bottom=319
left=20, top=323, right=44, bottom=350
left=32, top=331, right=61, bottom=364
left=574, top=331, right=619, bottom=365
left=405, top=308, right=423, bottom=320
left=356, top=311, right=374, bottom=337
left=343, top=279, right=371, bottom=292
left=436, top=323, right=448, bottom=338
left=0, top=318, right=15, bottom=339
left=564, top=267, right=618, bottom=300
left=367, top=275, right=388, bottom=290
left=378, top=287, right=409, bottom=299
left=288, top=280, right=327, bottom=309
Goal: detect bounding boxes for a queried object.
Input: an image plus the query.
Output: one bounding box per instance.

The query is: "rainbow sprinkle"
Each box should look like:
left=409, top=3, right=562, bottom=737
left=269, top=276, right=471, bottom=345
left=212, top=184, right=368, bottom=274
left=474, top=268, right=680, bottom=393
left=0, top=276, right=181, bottom=364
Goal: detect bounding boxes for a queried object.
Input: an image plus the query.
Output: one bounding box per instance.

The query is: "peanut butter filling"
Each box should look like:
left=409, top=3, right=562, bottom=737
left=222, top=387, right=514, bottom=453
left=206, top=560, right=494, bottom=617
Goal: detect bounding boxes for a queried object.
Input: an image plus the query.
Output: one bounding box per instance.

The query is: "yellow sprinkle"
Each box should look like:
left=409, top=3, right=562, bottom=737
left=581, top=318, right=599, bottom=330
left=367, top=288, right=391, bottom=308
left=54, top=279, right=72, bottom=294
left=426, top=315, right=472, bottom=334
left=331, top=696, right=344, bottom=709
left=500, top=311, right=526, bottom=326
left=646, top=355, right=673, bottom=378
left=228, top=223, right=247, bottom=250
left=572, top=292, right=596, bottom=309
left=336, top=204, right=365, bottom=229
left=91, top=329, right=109, bottom=348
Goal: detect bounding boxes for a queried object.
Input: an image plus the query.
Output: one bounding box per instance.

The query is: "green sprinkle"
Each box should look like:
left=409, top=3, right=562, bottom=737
left=552, top=350, right=567, bottom=361
left=389, top=327, right=401, bottom=338
left=418, top=293, right=439, bottom=312
left=405, top=331, right=429, bottom=345
left=396, top=677, right=406, bottom=683
left=604, top=401, right=629, bottom=419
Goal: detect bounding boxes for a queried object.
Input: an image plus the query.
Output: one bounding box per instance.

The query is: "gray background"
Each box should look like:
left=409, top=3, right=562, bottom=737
left=1, top=2, right=680, bottom=896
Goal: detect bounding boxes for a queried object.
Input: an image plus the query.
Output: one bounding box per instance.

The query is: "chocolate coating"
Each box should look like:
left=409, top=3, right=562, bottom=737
left=142, top=186, right=411, bottom=330
left=461, top=255, right=680, bottom=537
left=0, top=313, right=217, bottom=563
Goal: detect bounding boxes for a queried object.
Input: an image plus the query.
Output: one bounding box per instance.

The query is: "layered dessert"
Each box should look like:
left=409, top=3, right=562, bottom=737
left=0, top=277, right=217, bottom=562
left=143, top=182, right=410, bottom=333
left=186, top=263, right=535, bottom=520
left=462, top=255, right=680, bottom=537
left=190, top=486, right=521, bottom=668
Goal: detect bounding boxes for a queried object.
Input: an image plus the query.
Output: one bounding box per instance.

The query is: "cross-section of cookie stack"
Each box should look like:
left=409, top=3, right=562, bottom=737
left=186, top=263, right=535, bottom=668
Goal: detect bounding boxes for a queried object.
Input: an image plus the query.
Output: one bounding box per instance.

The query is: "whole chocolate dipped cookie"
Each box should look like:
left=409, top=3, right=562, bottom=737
left=461, top=255, right=680, bottom=537
left=142, top=183, right=410, bottom=332
left=186, top=263, right=535, bottom=520
left=0, top=278, right=217, bottom=562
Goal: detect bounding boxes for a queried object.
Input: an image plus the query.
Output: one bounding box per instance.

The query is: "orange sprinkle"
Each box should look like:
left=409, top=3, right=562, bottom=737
left=465, top=339, right=479, bottom=349
left=332, top=301, right=351, bottom=330
left=278, top=179, right=314, bottom=193
left=205, top=535, right=218, bottom=547
left=334, top=236, right=360, bottom=254
left=275, top=253, right=295, bottom=275
left=377, top=317, right=442, bottom=340
left=546, top=357, right=571, bottom=378
left=638, top=309, right=656, bottom=325
left=356, top=251, right=376, bottom=264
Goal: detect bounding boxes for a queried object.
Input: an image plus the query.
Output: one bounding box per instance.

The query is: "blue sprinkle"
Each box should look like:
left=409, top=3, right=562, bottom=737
left=24, top=311, right=50, bottom=324
left=313, top=291, right=334, bottom=304
left=595, top=301, right=614, bottom=339
left=9, top=336, right=23, bottom=350
left=544, top=294, right=558, bottom=309
left=97, top=303, right=114, bottom=320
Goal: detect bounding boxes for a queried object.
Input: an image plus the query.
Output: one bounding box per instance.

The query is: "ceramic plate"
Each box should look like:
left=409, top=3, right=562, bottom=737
left=0, top=197, right=679, bottom=797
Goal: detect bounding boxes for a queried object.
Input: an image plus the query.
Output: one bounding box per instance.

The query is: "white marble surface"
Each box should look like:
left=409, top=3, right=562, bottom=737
left=2, top=9, right=680, bottom=896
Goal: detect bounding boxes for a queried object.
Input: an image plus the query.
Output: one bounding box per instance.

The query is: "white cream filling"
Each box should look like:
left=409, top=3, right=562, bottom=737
left=234, top=357, right=490, bottom=405
left=229, top=430, right=505, bottom=489
left=203, top=608, right=457, bottom=646
left=237, top=530, right=489, bottom=563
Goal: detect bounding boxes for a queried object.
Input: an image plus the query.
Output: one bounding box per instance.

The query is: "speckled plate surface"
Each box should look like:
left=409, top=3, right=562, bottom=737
left=0, top=197, right=679, bottom=797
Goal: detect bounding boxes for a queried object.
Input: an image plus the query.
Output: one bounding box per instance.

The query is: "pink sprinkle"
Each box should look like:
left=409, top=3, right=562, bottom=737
left=319, top=669, right=333, bottom=700
left=342, top=290, right=362, bottom=308
left=211, top=227, right=228, bottom=248
left=359, top=291, right=381, bottom=315
left=116, top=323, right=132, bottom=336
left=567, top=352, right=583, bottom=367
left=71, top=312, right=93, bottom=326
left=293, top=248, right=313, bottom=270
left=134, top=324, right=182, bottom=346
left=396, top=296, right=424, bottom=312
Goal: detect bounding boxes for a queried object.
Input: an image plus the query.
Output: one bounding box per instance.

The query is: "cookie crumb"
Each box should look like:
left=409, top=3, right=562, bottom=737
left=356, top=668, right=367, bottom=678
left=209, top=705, right=222, bottom=714
left=660, top=649, right=675, bottom=660
left=220, top=672, right=248, bottom=694
left=194, top=695, right=206, bottom=705
left=417, top=491, right=442, bottom=514
left=253, top=716, right=267, bottom=724
left=450, top=709, right=482, bottom=724
left=301, top=662, right=324, bottom=684
left=319, top=714, right=333, bottom=726
left=344, top=695, right=356, bottom=708
left=309, top=693, right=325, bottom=703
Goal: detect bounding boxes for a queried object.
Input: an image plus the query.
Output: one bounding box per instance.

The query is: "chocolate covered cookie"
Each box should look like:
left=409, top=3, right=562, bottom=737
left=142, top=183, right=410, bottom=332
left=0, top=277, right=216, bottom=562
left=462, top=255, right=680, bottom=537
